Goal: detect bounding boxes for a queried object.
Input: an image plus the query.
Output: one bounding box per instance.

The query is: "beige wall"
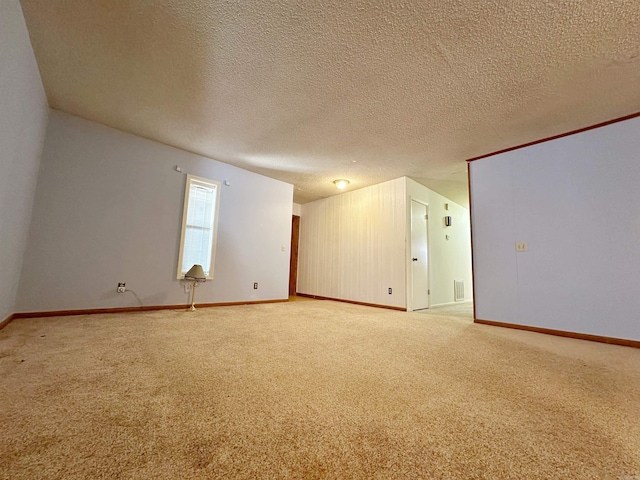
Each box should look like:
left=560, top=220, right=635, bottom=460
left=298, top=178, right=407, bottom=308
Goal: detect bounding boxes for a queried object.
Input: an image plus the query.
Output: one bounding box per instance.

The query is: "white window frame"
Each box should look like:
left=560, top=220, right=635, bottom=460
left=176, top=174, right=222, bottom=280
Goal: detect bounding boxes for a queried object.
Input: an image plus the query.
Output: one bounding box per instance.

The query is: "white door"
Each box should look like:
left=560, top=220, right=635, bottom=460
left=411, top=200, right=429, bottom=310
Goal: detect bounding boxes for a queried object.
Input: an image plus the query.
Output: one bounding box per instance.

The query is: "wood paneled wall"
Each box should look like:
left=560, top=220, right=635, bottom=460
left=297, top=178, right=407, bottom=309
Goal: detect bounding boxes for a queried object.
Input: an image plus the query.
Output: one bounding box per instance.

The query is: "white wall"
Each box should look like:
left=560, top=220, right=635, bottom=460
left=297, top=177, right=472, bottom=310
left=470, top=116, right=640, bottom=341
left=0, top=1, right=49, bottom=320
left=16, top=111, right=293, bottom=312
left=297, top=178, right=407, bottom=308
left=406, top=178, right=473, bottom=308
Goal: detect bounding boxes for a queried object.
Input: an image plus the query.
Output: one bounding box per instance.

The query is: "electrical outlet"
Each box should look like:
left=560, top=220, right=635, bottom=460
left=388, top=287, right=392, bottom=294
left=515, top=241, right=528, bottom=252
left=253, top=282, right=258, bottom=289
left=117, top=282, right=126, bottom=293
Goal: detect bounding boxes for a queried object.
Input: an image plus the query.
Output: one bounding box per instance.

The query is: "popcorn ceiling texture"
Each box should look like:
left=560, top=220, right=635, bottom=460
left=20, top=0, right=640, bottom=204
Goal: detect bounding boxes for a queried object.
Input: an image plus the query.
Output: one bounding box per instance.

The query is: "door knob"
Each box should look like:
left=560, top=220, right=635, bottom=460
left=412, top=258, right=418, bottom=261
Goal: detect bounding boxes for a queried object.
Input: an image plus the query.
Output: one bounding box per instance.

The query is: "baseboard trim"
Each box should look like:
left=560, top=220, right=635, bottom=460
left=0, top=313, right=15, bottom=330
left=194, top=299, right=288, bottom=309
left=296, top=293, right=406, bottom=311
left=10, top=299, right=289, bottom=320
left=474, top=318, right=640, bottom=349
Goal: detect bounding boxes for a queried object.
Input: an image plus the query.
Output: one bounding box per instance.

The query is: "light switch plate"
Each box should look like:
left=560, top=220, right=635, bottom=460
left=515, top=241, right=528, bottom=252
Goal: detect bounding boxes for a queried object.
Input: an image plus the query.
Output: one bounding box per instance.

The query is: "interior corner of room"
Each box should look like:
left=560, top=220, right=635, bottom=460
left=3, top=1, right=640, bottom=478
left=2, top=0, right=639, bottom=347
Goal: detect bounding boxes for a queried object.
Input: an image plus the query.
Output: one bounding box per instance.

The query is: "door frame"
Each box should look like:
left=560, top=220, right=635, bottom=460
left=288, top=215, right=300, bottom=296
left=408, top=198, right=430, bottom=311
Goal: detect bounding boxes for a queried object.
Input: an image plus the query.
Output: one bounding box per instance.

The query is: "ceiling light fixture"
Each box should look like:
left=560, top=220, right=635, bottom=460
left=333, top=179, right=350, bottom=190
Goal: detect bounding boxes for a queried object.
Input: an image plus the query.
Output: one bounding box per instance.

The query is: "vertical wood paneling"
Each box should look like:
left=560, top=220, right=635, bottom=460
left=298, top=178, right=407, bottom=308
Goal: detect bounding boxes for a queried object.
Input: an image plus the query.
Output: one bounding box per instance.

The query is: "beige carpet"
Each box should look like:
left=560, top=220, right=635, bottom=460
left=1, top=299, right=639, bottom=479
left=426, top=301, right=474, bottom=318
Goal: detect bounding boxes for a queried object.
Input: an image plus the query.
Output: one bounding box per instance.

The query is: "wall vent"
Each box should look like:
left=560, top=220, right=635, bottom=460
left=454, top=280, right=464, bottom=302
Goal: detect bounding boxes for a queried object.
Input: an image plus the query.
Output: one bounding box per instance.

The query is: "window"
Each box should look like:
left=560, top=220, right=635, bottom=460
left=177, top=174, right=221, bottom=279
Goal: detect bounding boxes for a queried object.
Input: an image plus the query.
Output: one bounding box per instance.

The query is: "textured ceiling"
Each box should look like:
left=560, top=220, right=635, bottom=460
left=20, top=0, right=640, bottom=206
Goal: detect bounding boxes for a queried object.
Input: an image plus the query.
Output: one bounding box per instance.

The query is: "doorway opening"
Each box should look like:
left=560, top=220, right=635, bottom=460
left=289, top=215, right=300, bottom=296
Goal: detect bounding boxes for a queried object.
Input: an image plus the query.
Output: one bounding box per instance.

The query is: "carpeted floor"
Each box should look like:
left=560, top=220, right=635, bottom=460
left=415, top=301, right=474, bottom=319
left=1, top=299, right=639, bottom=479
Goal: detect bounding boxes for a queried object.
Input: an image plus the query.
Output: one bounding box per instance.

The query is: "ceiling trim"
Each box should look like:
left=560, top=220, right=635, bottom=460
left=466, top=111, right=640, bottom=163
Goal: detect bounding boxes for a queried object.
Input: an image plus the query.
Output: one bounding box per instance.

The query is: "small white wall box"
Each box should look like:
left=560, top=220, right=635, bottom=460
left=444, top=216, right=452, bottom=227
